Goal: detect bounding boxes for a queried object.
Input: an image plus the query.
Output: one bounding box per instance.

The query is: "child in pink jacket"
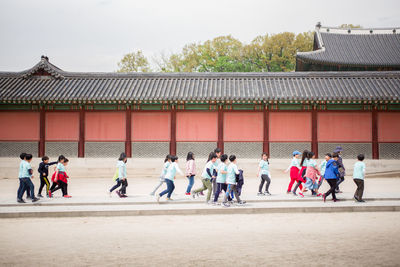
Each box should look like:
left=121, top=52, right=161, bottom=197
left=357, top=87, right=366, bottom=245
left=299, top=152, right=322, bottom=197
left=185, top=152, right=196, bottom=195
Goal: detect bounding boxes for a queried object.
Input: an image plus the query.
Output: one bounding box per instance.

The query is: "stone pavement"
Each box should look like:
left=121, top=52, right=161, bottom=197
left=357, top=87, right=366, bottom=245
left=1, top=176, right=400, bottom=217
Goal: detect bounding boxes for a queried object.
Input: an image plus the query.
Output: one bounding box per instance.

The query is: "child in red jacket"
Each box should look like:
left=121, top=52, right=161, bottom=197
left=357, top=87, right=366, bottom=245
left=49, top=157, right=71, bottom=198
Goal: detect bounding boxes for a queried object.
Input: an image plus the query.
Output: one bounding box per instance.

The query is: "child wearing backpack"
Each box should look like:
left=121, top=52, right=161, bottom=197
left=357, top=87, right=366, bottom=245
left=109, top=152, right=128, bottom=198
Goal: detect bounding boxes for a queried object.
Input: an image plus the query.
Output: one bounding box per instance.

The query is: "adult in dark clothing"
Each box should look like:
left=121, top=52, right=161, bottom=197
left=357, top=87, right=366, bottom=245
left=334, top=146, right=345, bottom=193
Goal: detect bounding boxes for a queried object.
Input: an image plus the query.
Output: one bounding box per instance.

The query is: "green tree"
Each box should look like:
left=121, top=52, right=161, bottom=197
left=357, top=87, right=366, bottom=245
left=117, top=50, right=151, bottom=72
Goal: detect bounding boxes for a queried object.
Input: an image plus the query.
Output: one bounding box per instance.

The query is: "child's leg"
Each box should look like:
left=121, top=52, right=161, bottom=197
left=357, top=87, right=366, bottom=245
left=223, top=184, right=232, bottom=203
left=212, top=178, right=217, bottom=197
left=160, top=180, right=173, bottom=197
left=193, top=179, right=207, bottom=193
left=120, top=179, right=128, bottom=194
left=26, top=179, right=35, bottom=199
left=292, top=181, right=301, bottom=194
left=50, top=182, right=57, bottom=192
left=258, top=176, right=265, bottom=193
left=167, top=181, right=175, bottom=198
left=43, top=177, right=50, bottom=196
left=213, top=183, right=222, bottom=202
left=59, top=181, right=67, bottom=196
left=150, top=180, right=164, bottom=195
left=205, top=179, right=212, bottom=202
left=17, top=179, right=26, bottom=200
left=263, top=175, right=271, bottom=193
left=287, top=177, right=296, bottom=192
left=186, top=175, right=195, bottom=193
left=318, top=176, right=324, bottom=189
left=232, top=185, right=241, bottom=203
left=110, top=179, right=122, bottom=192
left=38, top=176, right=45, bottom=195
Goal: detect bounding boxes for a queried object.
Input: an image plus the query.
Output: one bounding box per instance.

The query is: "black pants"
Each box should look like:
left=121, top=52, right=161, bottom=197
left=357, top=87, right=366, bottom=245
left=325, top=179, right=337, bottom=200
left=110, top=178, right=128, bottom=194
left=214, top=183, right=231, bottom=202
left=353, top=179, right=364, bottom=201
left=38, top=175, right=50, bottom=195
left=51, top=180, right=68, bottom=196
left=336, top=177, right=344, bottom=190
left=258, top=174, right=271, bottom=193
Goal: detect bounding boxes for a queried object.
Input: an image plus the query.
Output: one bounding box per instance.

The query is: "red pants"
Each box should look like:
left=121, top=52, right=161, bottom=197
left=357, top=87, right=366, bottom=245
left=287, top=167, right=303, bottom=192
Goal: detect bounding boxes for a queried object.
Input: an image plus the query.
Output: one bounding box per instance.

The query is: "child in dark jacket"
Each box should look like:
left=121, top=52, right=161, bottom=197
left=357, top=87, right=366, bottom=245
left=322, top=153, right=340, bottom=202
left=37, top=156, right=57, bottom=197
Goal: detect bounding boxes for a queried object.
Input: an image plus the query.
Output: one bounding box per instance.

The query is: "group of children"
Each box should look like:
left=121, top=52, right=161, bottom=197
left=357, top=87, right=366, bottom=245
left=17, top=153, right=71, bottom=203
left=150, top=148, right=247, bottom=207
left=285, top=146, right=366, bottom=202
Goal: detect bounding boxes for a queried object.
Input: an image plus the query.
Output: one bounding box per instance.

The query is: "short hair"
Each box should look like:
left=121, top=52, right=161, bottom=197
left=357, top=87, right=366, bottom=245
left=325, top=153, right=332, bottom=158
left=19, top=153, right=27, bottom=160
left=171, top=155, right=178, bottom=162
left=229, top=155, right=236, bottom=162
left=209, top=152, right=217, bottom=160
left=220, top=154, right=228, bottom=162
left=332, top=152, right=339, bottom=158
left=357, top=154, right=365, bottom=161
left=63, top=158, right=69, bottom=163
left=214, top=148, right=222, bottom=153
left=42, top=156, right=49, bottom=161
left=25, top=154, right=33, bottom=160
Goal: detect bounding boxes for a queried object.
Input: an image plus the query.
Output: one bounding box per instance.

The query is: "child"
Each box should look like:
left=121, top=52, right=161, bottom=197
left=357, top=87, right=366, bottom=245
left=292, top=150, right=309, bottom=195
left=109, top=152, right=128, bottom=198
left=222, top=155, right=246, bottom=207
left=212, top=154, right=229, bottom=204
left=285, top=150, right=301, bottom=193
left=157, top=155, right=183, bottom=202
left=353, top=154, right=366, bottom=202
left=192, top=153, right=217, bottom=203
left=50, top=158, right=71, bottom=198
left=257, top=152, right=271, bottom=196
left=37, top=156, right=57, bottom=197
left=299, top=152, right=322, bottom=197
left=185, top=152, right=196, bottom=195
left=334, top=146, right=346, bottom=193
left=150, top=155, right=171, bottom=196
left=322, top=153, right=340, bottom=202
left=212, top=148, right=222, bottom=196
left=17, top=153, right=39, bottom=203
left=318, top=153, right=331, bottom=189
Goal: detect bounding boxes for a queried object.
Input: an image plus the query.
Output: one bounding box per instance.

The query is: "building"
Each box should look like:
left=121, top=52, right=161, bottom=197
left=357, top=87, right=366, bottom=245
left=296, top=23, right=400, bottom=71
left=1, top=56, right=399, bottom=159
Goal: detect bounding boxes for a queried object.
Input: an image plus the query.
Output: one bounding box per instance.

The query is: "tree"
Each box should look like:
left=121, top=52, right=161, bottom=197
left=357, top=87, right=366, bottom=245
left=117, top=51, right=151, bottom=72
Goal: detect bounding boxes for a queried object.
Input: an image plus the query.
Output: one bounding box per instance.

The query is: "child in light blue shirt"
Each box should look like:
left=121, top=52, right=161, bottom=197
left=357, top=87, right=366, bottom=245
left=353, top=154, right=366, bottom=202
left=257, top=152, right=271, bottom=196
left=222, top=155, right=246, bottom=207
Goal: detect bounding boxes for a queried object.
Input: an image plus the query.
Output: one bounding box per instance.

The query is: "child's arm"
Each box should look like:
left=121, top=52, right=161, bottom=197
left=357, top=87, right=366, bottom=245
left=257, top=166, right=261, bottom=177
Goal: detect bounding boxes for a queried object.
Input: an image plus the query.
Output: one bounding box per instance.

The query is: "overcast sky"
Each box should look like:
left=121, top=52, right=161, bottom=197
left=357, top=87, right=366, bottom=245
left=0, top=0, right=399, bottom=72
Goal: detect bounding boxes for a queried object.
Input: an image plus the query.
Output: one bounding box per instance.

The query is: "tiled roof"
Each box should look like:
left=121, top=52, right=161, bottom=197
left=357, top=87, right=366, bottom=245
left=0, top=57, right=400, bottom=102
left=297, top=25, right=400, bottom=68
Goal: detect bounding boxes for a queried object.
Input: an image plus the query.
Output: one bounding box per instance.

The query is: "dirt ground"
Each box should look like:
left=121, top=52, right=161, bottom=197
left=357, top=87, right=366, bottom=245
left=1, top=212, right=399, bottom=266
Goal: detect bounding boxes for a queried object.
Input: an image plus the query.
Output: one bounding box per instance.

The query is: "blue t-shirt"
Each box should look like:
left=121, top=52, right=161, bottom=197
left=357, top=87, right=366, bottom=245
left=226, top=163, right=239, bottom=184
left=20, top=161, right=32, bottom=178
left=259, top=160, right=269, bottom=175
left=57, top=162, right=66, bottom=172
left=201, top=161, right=215, bottom=179
left=216, top=163, right=228, bottom=183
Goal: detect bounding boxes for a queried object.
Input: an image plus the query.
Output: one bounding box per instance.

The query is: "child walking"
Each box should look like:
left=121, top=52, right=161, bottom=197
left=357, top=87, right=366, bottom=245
left=353, top=154, right=366, bottom=202
left=150, top=155, right=171, bottom=196
left=318, top=153, right=331, bottom=189
left=212, top=154, right=229, bottom=204
left=257, top=152, right=271, bottom=196
left=222, top=155, right=246, bottom=207
left=192, top=153, right=217, bottom=203
left=17, top=153, right=39, bottom=203
left=37, top=156, right=57, bottom=197
left=157, top=155, right=183, bottom=202
left=292, top=150, right=309, bottom=195
left=185, top=152, right=196, bottom=195
left=212, top=148, right=222, bottom=196
left=299, top=152, right=322, bottom=197
left=50, top=158, right=71, bottom=198
left=285, top=151, right=301, bottom=193
left=322, top=153, right=340, bottom=202
left=109, top=152, right=128, bottom=198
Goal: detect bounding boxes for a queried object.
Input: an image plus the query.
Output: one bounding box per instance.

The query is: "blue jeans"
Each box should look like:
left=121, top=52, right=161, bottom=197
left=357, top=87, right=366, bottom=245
left=160, top=179, right=175, bottom=198
left=17, top=178, right=34, bottom=200
left=186, top=175, right=195, bottom=193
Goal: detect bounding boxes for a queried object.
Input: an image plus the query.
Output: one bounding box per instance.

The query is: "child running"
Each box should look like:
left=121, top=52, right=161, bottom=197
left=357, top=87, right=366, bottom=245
left=192, top=152, right=217, bottom=203
left=17, top=153, right=39, bottom=203
left=318, top=153, right=331, bottom=189
left=185, top=152, right=196, bottom=195
left=322, top=153, right=340, bottom=202
left=222, top=155, right=246, bottom=207
left=299, top=152, right=322, bottom=197
left=150, top=155, right=171, bottom=196
left=37, top=156, right=57, bottom=197
left=109, top=152, right=128, bottom=198
left=212, top=154, right=229, bottom=205
left=292, top=150, right=309, bottom=195
left=50, top=158, right=71, bottom=198
left=285, top=150, right=301, bottom=194
left=157, top=155, right=183, bottom=202
left=257, top=152, right=271, bottom=196
left=353, top=154, right=366, bottom=203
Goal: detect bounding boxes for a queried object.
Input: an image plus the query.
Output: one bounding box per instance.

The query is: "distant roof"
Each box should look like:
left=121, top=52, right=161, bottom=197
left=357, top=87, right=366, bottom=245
left=0, top=57, right=400, bottom=103
left=296, top=24, right=400, bottom=68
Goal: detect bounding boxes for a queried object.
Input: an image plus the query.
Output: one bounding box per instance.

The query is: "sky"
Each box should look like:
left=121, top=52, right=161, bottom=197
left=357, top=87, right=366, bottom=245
left=0, top=0, right=399, bottom=72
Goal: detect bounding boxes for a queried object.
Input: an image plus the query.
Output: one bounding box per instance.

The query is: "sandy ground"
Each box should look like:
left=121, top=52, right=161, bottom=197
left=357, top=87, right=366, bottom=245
left=1, top=212, right=400, bottom=266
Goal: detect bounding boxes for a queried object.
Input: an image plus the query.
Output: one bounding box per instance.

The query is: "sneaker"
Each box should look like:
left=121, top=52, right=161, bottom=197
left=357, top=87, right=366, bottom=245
left=121, top=194, right=128, bottom=198
left=333, top=199, right=339, bottom=202
left=222, top=202, right=230, bottom=207
left=185, top=192, right=191, bottom=196
left=292, top=191, right=297, bottom=196
left=286, top=191, right=291, bottom=194
left=358, top=199, right=366, bottom=203
left=317, top=193, right=322, bottom=197
left=116, top=191, right=122, bottom=198
left=191, top=191, right=197, bottom=199
left=17, top=198, right=25, bottom=203
left=63, top=195, right=72, bottom=198
left=32, top=197, right=40, bottom=202
left=265, top=192, right=271, bottom=196
left=166, top=197, right=173, bottom=201
left=212, top=201, right=219, bottom=206
left=237, top=201, right=246, bottom=205
left=37, top=194, right=43, bottom=198
left=199, top=191, right=204, bottom=196
left=257, top=192, right=265, bottom=196
left=299, top=192, right=304, bottom=197
left=48, top=190, right=52, bottom=198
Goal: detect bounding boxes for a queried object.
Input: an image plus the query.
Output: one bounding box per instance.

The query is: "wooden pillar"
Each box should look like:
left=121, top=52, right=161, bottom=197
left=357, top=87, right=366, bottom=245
left=38, top=107, right=45, bottom=157
left=372, top=108, right=379, bottom=159
left=263, top=107, right=269, bottom=154
left=170, top=106, right=176, bottom=155
left=311, top=108, right=318, bottom=158
left=125, top=107, right=132, bottom=157
left=78, top=107, right=85, bottom=158
left=217, top=106, right=224, bottom=153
